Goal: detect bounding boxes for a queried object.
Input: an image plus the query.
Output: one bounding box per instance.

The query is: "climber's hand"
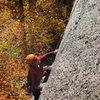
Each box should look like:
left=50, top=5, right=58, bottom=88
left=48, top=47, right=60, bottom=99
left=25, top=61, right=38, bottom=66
left=54, top=49, right=58, bottom=54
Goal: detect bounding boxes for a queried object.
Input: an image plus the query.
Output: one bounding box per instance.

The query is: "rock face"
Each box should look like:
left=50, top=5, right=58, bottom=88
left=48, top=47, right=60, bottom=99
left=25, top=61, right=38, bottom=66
left=41, top=0, right=100, bottom=99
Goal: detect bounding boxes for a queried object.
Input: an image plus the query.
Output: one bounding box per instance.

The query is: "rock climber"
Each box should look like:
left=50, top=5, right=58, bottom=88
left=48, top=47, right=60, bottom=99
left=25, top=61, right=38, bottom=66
left=24, top=49, right=58, bottom=100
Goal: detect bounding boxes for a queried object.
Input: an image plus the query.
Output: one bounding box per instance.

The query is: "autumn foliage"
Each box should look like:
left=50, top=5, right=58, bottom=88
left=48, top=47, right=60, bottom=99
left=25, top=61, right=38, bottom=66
left=0, top=0, right=74, bottom=99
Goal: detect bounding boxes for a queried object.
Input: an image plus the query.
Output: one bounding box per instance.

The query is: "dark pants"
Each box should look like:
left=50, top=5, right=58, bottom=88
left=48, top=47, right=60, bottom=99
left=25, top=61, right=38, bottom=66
left=32, top=89, right=41, bottom=100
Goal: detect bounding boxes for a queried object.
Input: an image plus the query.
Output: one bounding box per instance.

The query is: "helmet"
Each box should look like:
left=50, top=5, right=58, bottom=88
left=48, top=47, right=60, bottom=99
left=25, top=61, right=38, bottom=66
left=25, top=54, right=37, bottom=62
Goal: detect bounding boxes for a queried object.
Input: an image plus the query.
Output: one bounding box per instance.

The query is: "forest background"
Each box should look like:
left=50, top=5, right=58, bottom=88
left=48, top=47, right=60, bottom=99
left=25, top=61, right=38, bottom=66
left=0, top=0, right=74, bottom=99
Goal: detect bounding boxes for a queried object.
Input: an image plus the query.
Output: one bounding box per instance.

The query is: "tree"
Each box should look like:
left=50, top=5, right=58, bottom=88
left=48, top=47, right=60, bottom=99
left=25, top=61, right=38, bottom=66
left=41, top=0, right=100, bottom=99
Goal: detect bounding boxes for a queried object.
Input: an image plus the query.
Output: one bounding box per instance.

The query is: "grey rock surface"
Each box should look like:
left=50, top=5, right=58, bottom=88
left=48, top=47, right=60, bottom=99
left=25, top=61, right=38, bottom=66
left=41, top=0, right=100, bottom=100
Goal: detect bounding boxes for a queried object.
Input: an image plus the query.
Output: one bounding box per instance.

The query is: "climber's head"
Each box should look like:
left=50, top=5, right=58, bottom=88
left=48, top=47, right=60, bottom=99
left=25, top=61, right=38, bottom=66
left=25, top=54, right=39, bottom=65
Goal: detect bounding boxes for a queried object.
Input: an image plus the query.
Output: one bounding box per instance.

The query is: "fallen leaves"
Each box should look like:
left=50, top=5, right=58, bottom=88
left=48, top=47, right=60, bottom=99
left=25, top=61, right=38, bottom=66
left=0, top=58, right=30, bottom=100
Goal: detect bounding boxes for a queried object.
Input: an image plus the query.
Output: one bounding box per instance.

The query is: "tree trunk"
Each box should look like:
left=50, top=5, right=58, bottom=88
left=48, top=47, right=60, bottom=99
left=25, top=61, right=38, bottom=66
left=19, top=0, right=27, bottom=56
left=41, top=0, right=100, bottom=99
left=19, top=0, right=24, bottom=22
